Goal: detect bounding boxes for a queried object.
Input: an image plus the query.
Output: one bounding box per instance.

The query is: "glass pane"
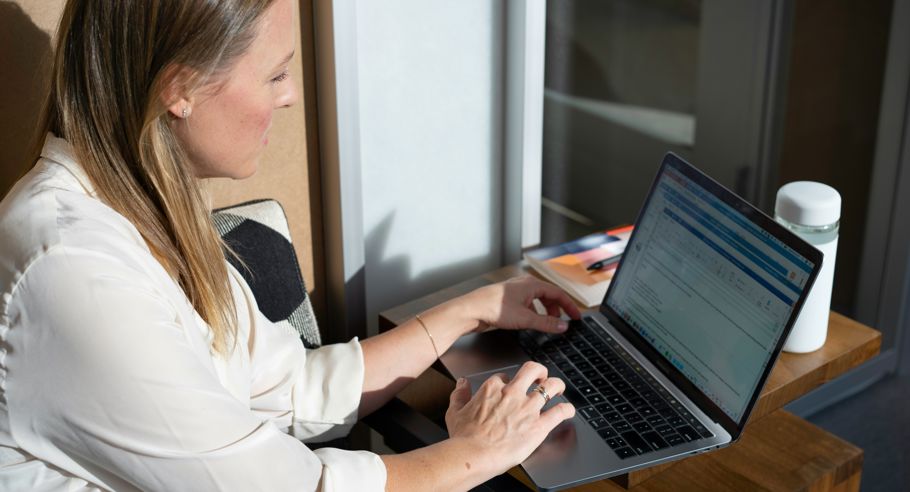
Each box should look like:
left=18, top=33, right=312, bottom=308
left=542, top=0, right=702, bottom=245
left=774, top=1, right=891, bottom=327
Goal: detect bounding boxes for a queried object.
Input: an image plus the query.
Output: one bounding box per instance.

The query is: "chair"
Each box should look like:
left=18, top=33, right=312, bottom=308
left=212, top=199, right=524, bottom=491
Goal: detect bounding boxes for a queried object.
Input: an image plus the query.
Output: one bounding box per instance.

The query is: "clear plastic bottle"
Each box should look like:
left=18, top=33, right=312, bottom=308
left=775, top=182, right=841, bottom=353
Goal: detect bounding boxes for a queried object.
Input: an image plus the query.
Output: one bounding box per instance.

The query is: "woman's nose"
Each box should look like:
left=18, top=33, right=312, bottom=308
left=277, top=77, right=299, bottom=109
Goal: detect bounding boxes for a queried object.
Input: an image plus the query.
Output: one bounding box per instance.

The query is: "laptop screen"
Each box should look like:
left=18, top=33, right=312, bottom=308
left=605, top=157, right=816, bottom=422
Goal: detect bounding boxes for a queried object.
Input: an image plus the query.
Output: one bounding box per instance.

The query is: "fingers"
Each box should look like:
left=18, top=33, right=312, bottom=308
left=539, top=401, right=576, bottom=430
left=519, top=310, right=568, bottom=334
left=448, top=377, right=471, bottom=412
left=533, top=281, right=582, bottom=320
left=546, top=303, right=561, bottom=319
left=507, top=361, right=548, bottom=395
left=528, top=376, right=566, bottom=407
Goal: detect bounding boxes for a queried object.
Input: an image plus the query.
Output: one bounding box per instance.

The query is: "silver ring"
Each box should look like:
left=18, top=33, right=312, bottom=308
left=530, top=384, right=551, bottom=403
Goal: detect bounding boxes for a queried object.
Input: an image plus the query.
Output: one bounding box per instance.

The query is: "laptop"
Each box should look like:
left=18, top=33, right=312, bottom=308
left=439, top=153, right=822, bottom=491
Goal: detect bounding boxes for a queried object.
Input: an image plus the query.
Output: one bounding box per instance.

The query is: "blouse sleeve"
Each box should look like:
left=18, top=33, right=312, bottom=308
left=227, top=264, right=366, bottom=443
left=3, top=246, right=386, bottom=491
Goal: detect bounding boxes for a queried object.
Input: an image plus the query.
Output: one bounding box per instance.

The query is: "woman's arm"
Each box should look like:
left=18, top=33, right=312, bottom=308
left=358, top=276, right=581, bottom=417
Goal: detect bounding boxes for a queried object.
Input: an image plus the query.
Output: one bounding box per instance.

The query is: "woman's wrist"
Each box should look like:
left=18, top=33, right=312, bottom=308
left=440, top=436, right=507, bottom=486
left=435, top=288, right=490, bottom=337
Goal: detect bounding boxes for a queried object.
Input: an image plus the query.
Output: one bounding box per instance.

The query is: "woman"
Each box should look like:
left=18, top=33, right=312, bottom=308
left=0, top=1, right=580, bottom=490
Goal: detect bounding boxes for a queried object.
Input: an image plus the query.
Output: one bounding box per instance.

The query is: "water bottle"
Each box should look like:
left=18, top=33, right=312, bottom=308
left=775, top=182, right=841, bottom=353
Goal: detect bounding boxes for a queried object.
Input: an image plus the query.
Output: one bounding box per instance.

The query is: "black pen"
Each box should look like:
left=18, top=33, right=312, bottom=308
left=586, top=253, right=622, bottom=271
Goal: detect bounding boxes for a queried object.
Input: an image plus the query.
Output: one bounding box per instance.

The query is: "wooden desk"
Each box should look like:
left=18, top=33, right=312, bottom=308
left=379, top=264, right=881, bottom=491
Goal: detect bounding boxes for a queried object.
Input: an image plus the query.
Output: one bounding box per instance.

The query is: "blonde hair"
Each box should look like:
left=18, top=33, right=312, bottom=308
left=37, top=0, right=275, bottom=356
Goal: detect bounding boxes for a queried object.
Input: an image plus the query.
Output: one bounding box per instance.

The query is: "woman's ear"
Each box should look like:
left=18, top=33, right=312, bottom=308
left=159, top=64, right=195, bottom=118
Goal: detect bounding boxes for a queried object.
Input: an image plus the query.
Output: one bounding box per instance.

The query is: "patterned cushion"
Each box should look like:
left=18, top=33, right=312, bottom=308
left=212, top=199, right=321, bottom=348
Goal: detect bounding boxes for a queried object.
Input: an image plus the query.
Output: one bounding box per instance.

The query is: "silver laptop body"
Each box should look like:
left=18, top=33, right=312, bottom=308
left=439, top=153, right=823, bottom=491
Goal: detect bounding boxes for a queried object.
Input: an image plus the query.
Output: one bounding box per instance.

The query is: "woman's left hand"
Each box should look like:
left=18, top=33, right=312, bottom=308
left=460, top=276, right=582, bottom=334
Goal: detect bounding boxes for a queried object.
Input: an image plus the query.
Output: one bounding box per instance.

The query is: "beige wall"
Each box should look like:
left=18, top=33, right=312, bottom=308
left=0, top=0, right=324, bottom=317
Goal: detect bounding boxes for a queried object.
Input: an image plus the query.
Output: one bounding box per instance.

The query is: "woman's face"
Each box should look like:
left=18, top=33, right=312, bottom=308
left=173, top=0, right=298, bottom=179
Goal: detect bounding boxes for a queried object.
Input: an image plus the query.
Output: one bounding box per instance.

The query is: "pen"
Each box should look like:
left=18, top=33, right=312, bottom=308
left=586, top=253, right=622, bottom=271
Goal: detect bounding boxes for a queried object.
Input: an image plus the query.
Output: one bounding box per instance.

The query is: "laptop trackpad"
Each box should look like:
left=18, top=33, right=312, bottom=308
left=439, top=330, right=529, bottom=380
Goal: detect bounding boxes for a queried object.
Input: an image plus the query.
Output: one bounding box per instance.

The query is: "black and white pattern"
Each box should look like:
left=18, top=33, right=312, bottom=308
left=212, top=199, right=321, bottom=348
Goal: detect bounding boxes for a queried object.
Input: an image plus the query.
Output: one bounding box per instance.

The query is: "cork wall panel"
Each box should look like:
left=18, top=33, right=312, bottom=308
left=0, top=1, right=63, bottom=195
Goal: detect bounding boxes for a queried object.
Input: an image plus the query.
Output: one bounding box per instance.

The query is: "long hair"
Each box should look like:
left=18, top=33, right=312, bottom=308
left=38, top=0, right=275, bottom=356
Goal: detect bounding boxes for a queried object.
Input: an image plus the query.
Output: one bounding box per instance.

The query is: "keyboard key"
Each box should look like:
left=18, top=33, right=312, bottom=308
left=615, top=404, right=633, bottom=414
left=588, top=394, right=606, bottom=404
left=604, top=411, right=623, bottom=423
left=667, top=416, right=684, bottom=427
left=590, top=377, right=607, bottom=387
left=614, top=447, right=636, bottom=459
left=646, top=415, right=666, bottom=425
left=640, top=406, right=657, bottom=417
left=579, top=385, right=596, bottom=396
left=678, top=425, right=699, bottom=442
left=595, top=403, right=613, bottom=414
left=605, top=437, right=627, bottom=449
left=621, top=389, right=640, bottom=399
left=625, top=413, right=644, bottom=423
left=642, top=431, right=669, bottom=450
left=666, top=434, right=684, bottom=446
left=694, top=423, right=714, bottom=438
left=598, top=427, right=618, bottom=439
left=589, top=417, right=608, bottom=429
left=620, top=431, right=653, bottom=455
left=630, top=380, right=648, bottom=391
left=656, top=425, right=675, bottom=437
left=613, top=421, right=632, bottom=432
left=583, top=369, right=599, bottom=379
left=579, top=406, right=598, bottom=420
left=576, top=361, right=592, bottom=371
left=564, top=387, right=586, bottom=406
left=607, top=394, right=624, bottom=405
left=658, top=406, right=677, bottom=418
left=633, top=422, right=652, bottom=433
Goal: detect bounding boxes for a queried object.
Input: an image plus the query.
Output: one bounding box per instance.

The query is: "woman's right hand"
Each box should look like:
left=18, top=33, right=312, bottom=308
left=444, top=361, right=576, bottom=476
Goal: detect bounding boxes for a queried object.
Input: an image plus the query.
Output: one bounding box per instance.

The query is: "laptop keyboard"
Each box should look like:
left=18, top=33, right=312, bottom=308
left=518, top=319, right=714, bottom=459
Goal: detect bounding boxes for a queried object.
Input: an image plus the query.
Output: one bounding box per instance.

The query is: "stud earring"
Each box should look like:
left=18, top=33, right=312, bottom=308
left=182, top=107, right=189, bottom=119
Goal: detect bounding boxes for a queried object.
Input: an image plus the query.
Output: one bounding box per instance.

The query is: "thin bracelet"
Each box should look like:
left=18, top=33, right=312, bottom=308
left=414, top=314, right=441, bottom=360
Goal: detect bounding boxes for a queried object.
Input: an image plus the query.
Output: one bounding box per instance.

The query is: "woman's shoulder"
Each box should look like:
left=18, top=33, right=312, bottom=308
left=0, top=157, right=152, bottom=298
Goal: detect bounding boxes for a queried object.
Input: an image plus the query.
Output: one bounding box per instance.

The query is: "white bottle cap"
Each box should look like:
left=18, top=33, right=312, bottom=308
left=775, top=181, right=841, bottom=227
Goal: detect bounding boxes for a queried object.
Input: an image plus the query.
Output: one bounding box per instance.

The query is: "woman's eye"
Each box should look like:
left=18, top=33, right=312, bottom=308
left=271, top=70, right=290, bottom=84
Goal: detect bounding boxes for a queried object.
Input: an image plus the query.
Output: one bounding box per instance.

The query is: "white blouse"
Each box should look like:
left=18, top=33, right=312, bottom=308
left=0, top=135, right=387, bottom=491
